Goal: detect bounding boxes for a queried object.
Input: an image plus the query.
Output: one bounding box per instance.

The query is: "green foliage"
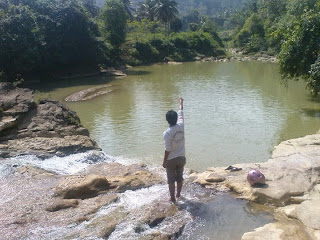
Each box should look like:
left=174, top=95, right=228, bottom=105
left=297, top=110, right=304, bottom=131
left=232, top=13, right=265, bottom=52
left=127, top=19, right=165, bottom=41
left=201, top=16, right=224, bottom=47
left=278, top=6, right=320, bottom=96
left=259, top=0, right=287, bottom=22
left=135, top=0, right=155, bottom=21
left=100, top=0, right=128, bottom=47
left=0, top=0, right=106, bottom=81
left=153, top=0, right=179, bottom=30
left=128, top=31, right=225, bottom=64
left=307, top=58, right=320, bottom=97
left=66, top=114, right=80, bottom=126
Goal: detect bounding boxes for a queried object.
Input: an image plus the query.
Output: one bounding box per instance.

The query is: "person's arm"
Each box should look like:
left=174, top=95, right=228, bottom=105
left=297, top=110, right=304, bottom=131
left=177, top=95, right=184, bottom=124
left=163, top=150, right=170, bottom=168
left=179, top=95, right=183, bottom=110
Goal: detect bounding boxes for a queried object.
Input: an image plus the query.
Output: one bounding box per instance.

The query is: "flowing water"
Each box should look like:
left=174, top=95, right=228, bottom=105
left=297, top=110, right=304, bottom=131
left=4, top=61, right=319, bottom=239
left=0, top=152, right=274, bottom=240
left=33, top=61, right=320, bottom=172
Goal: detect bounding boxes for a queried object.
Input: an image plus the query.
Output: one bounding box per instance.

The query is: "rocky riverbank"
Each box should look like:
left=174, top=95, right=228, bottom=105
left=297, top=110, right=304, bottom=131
left=195, top=49, right=277, bottom=63
left=0, top=83, right=319, bottom=239
left=0, top=82, right=99, bottom=158
left=190, top=133, right=320, bottom=239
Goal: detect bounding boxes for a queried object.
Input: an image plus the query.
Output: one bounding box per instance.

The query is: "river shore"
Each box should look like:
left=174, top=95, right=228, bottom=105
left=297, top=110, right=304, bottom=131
left=0, top=83, right=319, bottom=239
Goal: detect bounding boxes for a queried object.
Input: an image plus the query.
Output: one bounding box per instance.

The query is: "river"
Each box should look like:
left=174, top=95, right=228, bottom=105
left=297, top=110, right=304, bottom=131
left=4, top=60, right=318, bottom=239
left=33, top=61, right=320, bottom=172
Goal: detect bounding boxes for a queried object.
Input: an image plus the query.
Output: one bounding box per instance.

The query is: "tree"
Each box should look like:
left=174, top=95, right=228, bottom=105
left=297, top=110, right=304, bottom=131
left=101, top=0, right=128, bottom=47
left=79, top=0, right=100, bottom=17
left=122, top=0, right=134, bottom=19
left=260, top=0, right=287, bottom=22
left=136, top=0, right=155, bottom=21
left=0, top=5, right=40, bottom=76
left=0, top=0, right=106, bottom=81
left=232, top=13, right=265, bottom=52
left=278, top=5, right=320, bottom=96
left=153, top=0, right=179, bottom=30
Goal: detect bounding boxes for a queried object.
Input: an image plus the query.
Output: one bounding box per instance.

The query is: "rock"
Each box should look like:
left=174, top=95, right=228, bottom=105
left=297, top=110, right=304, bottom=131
left=80, top=210, right=126, bottom=239
left=4, top=136, right=99, bottom=157
left=85, top=162, right=164, bottom=192
left=140, top=202, right=179, bottom=227
left=0, top=86, right=99, bottom=157
left=295, top=199, right=320, bottom=230
left=100, top=67, right=127, bottom=76
left=64, top=85, right=113, bottom=102
left=191, top=133, right=320, bottom=240
left=205, top=172, right=226, bottom=182
left=0, top=116, right=18, bottom=132
left=0, top=82, right=35, bottom=118
left=241, top=221, right=311, bottom=240
left=46, top=199, right=79, bottom=212
left=277, top=205, right=298, bottom=219
left=54, top=175, right=113, bottom=199
left=17, top=165, right=56, bottom=178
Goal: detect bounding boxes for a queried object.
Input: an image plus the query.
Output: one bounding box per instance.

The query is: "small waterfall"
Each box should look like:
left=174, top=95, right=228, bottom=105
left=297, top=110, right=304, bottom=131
left=0, top=151, right=274, bottom=240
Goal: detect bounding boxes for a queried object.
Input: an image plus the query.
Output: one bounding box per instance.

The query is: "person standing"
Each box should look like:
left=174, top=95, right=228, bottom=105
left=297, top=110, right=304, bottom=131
left=163, top=96, right=186, bottom=202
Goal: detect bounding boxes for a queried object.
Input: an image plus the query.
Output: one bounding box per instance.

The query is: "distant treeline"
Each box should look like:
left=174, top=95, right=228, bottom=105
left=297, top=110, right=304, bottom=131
left=0, top=0, right=224, bottom=82
left=0, top=0, right=319, bottom=97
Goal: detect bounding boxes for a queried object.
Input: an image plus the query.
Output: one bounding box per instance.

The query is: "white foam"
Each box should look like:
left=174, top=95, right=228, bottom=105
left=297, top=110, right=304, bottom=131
left=119, top=185, right=167, bottom=210
left=5, top=151, right=113, bottom=175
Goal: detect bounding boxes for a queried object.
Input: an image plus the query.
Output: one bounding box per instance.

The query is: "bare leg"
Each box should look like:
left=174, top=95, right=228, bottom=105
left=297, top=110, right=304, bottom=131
left=169, top=183, right=176, bottom=202
left=176, top=181, right=182, bottom=198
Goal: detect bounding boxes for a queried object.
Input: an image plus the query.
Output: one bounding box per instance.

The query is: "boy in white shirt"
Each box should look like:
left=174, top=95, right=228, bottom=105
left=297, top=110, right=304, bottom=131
left=163, top=96, right=186, bottom=202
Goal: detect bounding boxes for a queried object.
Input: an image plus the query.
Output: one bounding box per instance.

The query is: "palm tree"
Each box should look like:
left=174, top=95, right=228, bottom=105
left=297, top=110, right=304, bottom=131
left=153, top=0, right=179, bottom=30
left=122, top=0, right=134, bottom=19
left=136, top=0, right=155, bottom=21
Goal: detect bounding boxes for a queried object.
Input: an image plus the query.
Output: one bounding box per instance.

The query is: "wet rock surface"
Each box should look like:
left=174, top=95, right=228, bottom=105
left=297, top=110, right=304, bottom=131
left=0, top=82, right=99, bottom=158
left=0, top=159, right=191, bottom=239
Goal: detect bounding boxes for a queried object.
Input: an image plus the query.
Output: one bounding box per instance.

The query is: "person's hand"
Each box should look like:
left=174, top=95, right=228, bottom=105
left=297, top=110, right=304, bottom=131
left=179, top=95, right=183, bottom=110
left=163, top=161, right=167, bottom=168
left=179, top=95, right=183, bottom=104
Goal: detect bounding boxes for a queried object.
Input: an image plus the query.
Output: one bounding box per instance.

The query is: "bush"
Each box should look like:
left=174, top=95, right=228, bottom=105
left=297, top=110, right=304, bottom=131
left=127, top=30, right=224, bottom=64
left=133, top=42, right=161, bottom=63
left=232, top=13, right=265, bottom=51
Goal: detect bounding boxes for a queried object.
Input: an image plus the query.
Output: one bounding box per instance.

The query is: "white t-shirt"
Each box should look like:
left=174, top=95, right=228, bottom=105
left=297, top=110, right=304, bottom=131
left=163, top=110, right=185, bottom=160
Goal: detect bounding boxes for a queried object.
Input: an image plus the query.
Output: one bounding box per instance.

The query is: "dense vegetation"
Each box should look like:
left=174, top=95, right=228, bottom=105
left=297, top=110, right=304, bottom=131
left=0, top=0, right=320, bottom=96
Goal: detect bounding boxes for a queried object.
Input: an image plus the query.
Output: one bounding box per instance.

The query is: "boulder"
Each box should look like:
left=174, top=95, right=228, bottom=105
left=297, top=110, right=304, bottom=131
left=0, top=84, right=99, bottom=157
left=0, top=82, right=35, bottom=119
left=85, top=162, right=165, bottom=192
left=241, top=221, right=311, bottom=240
left=64, top=85, right=113, bottom=102
left=46, top=199, right=79, bottom=212
left=295, top=199, right=320, bottom=230
left=54, top=175, right=113, bottom=199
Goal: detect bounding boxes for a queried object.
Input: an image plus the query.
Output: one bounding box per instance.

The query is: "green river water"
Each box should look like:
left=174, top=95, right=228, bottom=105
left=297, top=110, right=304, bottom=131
left=33, top=61, right=320, bottom=172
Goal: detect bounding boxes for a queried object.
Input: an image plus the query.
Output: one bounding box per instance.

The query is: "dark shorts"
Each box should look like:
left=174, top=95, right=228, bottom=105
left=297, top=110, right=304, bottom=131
left=166, top=156, right=186, bottom=184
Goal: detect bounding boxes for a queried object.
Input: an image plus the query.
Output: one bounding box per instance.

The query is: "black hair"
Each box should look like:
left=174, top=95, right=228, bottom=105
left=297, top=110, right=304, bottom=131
left=166, top=110, right=178, bottom=126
